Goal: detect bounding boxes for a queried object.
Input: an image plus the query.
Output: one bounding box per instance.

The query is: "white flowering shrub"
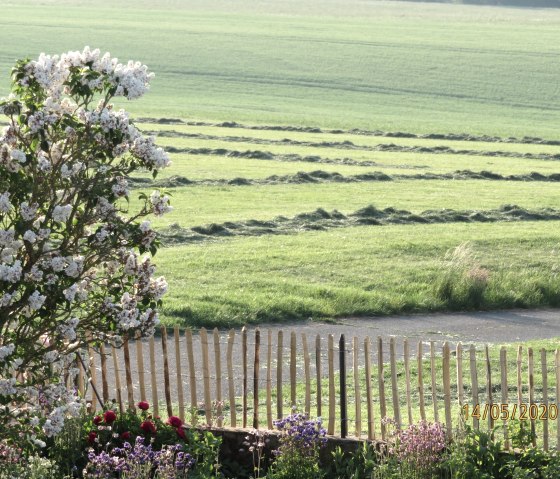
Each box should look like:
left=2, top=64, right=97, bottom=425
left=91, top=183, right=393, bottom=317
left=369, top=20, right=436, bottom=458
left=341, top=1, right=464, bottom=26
left=0, top=47, right=172, bottom=448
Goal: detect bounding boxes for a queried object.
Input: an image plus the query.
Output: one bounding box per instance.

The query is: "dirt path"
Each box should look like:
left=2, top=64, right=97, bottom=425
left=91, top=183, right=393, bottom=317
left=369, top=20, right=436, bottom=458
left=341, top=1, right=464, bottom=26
left=92, top=308, right=560, bottom=409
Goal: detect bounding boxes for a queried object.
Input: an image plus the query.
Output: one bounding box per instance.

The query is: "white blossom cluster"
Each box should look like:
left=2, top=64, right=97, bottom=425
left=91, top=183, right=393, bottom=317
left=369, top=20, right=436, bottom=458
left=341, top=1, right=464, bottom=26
left=0, top=144, right=26, bottom=172
left=149, top=191, right=173, bottom=216
left=131, top=135, right=171, bottom=170
left=0, top=343, right=15, bottom=362
left=19, top=47, right=153, bottom=100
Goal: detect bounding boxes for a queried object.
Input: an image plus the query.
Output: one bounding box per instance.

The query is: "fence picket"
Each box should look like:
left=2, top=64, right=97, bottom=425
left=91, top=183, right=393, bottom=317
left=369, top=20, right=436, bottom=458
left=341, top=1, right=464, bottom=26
left=470, top=345, right=479, bottom=429
left=78, top=352, right=85, bottom=398
left=112, top=346, right=124, bottom=413
left=242, top=327, right=248, bottom=428
left=227, top=329, right=236, bottom=427
left=316, top=335, right=322, bottom=418
left=500, top=347, right=509, bottom=449
left=149, top=336, right=159, bottom=417
left=253, top=329, right=260, bottom=429
left=364, top=337, right=375, bottom=440
left=485, top=345, right=493, bottom=431
left=353, top=336, right=362, bottom=437
left=277, top=330, right=284, bottom=420
left=213, top=328, right=223, bottom=427
left=542, top=349, right=549, bottom=451
left=136, top=335, right=146, bottom=402
left=100, top=343, right=109, bottom=403
left=340, top=335, right=348, bottom=439
left=430, top=341, right=439, bottom=422
left=201, top=328, right=212, bottom=425
left=528, top=348, right=536, bottom=446
left=457, top=342, right=464, bottom=406
left=443, top=342, right=452, bottom=438
left=517, top=346, right=523, bottom=411
left=123, top=336, right=134, bottom=411
left=390, top=337, right=401, bottom=429
left=418, top=340, right=426, bottom=421
left=174, top=326, right=185, bottom=421
left=186, top=329, right=197, bottom=413
left=290, top=331, right=297, bottom=408
left=87, top=340, right=98, bottom=411
left=378, top=336, right=387, bottom=440
left=303, top=333, right=311, bottom=416
left=267, top=330, right=273, bottom=429
left=161, top=327, right=172, bottom=417
left=328, top=334, right=335, bottom=435
left=404, top=339, right=413, bottom=425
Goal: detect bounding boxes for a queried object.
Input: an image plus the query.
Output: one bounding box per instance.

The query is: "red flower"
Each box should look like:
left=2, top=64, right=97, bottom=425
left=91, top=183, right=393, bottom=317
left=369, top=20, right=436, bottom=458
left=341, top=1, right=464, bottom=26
left=93, top=415, right=102, bottom=425
left=103, top=410, right=117, bottom=424
left=87, top=431, right=98, bottom=445
left=137, top=401, right=150, bottom=411
left=176, top=426, right=186, bottom=440
left=120, top=431, right=131, bottom=441
left=140, top=420, right=157, bottom=434
left=167, top=416, right=183, bottom=428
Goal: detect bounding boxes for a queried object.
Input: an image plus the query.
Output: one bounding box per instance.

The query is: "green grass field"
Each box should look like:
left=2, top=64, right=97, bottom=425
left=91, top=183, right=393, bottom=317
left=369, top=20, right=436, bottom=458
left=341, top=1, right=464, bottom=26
left=1, top=0, right=560, bottom=328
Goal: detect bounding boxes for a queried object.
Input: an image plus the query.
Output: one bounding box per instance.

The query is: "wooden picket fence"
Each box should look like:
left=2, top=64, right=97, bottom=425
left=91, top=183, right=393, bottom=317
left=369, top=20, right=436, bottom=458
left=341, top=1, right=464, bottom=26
left=79, top=326, right=560, bottom=450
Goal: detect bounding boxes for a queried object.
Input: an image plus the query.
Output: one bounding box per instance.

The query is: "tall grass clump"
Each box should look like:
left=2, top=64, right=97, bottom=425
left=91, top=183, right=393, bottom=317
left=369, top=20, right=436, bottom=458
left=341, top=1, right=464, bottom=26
left=435, top=243, right=490, bottom=310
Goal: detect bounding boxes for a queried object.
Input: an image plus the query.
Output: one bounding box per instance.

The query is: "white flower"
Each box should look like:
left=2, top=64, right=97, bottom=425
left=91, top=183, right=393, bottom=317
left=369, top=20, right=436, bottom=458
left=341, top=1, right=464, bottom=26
left=28, top=290, right=46, bottom=310
left=0, top=378, right=16, bottom=396
left=111, top=177, right=129, bottom=197
left=0, top=292, right=13, bottom=307
left=23, top=230, right=37, bottom=243
left=131, top=136, right=171, bottom=170
left=149, top=191, right=172, bottom=217
left=58, top=317, right=79, bottom=341
left=20, top=202, right=38, bottom=221
left=0, top=260, right=22, bottom=283
left=95, top=227, right=109, bottom=242
left=139, top=221, right=151, bottom=233
left=10, top=149, right=26, bottom=164
left=52, top=204, right=72, bottom=223
left=0, top=343, right=15, bottom=362
left=33, top=439, right=46, bottom=448
left=50, top=256, right=66, bottom=272
left=149, top=276, right=168, bottom=300
left=0, top=192, right=13, bottom=213
left=37, top=152, right=52, bottom=171
left=25, top=265, right=44, bottom=283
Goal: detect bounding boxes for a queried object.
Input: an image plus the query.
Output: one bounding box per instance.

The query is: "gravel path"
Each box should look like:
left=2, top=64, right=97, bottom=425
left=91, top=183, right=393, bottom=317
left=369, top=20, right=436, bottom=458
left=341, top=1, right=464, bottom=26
left=89, top=308, right=560, bottom=410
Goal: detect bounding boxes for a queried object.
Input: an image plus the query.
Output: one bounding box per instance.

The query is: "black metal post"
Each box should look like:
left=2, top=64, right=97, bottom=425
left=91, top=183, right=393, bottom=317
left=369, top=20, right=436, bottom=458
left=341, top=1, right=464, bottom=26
left=339, top=334, right=348, bottom=438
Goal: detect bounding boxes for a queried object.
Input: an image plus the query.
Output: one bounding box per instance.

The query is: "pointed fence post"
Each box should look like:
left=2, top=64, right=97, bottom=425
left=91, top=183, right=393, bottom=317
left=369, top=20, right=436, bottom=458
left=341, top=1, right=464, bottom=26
left=339, top=334, right=348, bottom=439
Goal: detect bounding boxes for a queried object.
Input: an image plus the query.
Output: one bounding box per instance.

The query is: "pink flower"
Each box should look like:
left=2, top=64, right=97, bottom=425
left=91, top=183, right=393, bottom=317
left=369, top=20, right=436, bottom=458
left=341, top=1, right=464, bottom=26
left=137, top=401, right=149, bottom=411
left=103, top=410, right=117, bottom=424
left=167, top=416, right=182, bottom=428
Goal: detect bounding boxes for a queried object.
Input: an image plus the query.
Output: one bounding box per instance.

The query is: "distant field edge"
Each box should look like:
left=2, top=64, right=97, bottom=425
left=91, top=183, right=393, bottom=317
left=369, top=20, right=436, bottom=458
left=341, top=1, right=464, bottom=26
left=387, top=0, right=560, bottom=8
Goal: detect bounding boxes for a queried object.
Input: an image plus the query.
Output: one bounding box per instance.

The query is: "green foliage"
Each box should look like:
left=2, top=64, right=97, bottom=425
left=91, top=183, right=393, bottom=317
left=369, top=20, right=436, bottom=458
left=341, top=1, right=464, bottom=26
left=328, top=442, right=378, bottom=479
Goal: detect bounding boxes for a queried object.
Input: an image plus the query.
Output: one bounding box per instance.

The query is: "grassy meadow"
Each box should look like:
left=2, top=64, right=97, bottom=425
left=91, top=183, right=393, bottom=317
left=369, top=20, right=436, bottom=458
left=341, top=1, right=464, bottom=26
left=1, top=0, right=560, bottom=327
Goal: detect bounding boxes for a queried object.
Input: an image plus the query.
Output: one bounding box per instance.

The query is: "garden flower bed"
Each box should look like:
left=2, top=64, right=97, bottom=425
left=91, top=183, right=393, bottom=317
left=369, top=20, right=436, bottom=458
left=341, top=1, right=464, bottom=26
left=3, top=402, right=560, bottom=478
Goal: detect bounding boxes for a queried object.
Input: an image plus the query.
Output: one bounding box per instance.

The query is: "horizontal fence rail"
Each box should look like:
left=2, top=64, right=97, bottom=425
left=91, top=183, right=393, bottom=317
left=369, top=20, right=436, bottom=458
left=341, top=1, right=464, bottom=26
left=77, top=326, right=560, bottom=450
